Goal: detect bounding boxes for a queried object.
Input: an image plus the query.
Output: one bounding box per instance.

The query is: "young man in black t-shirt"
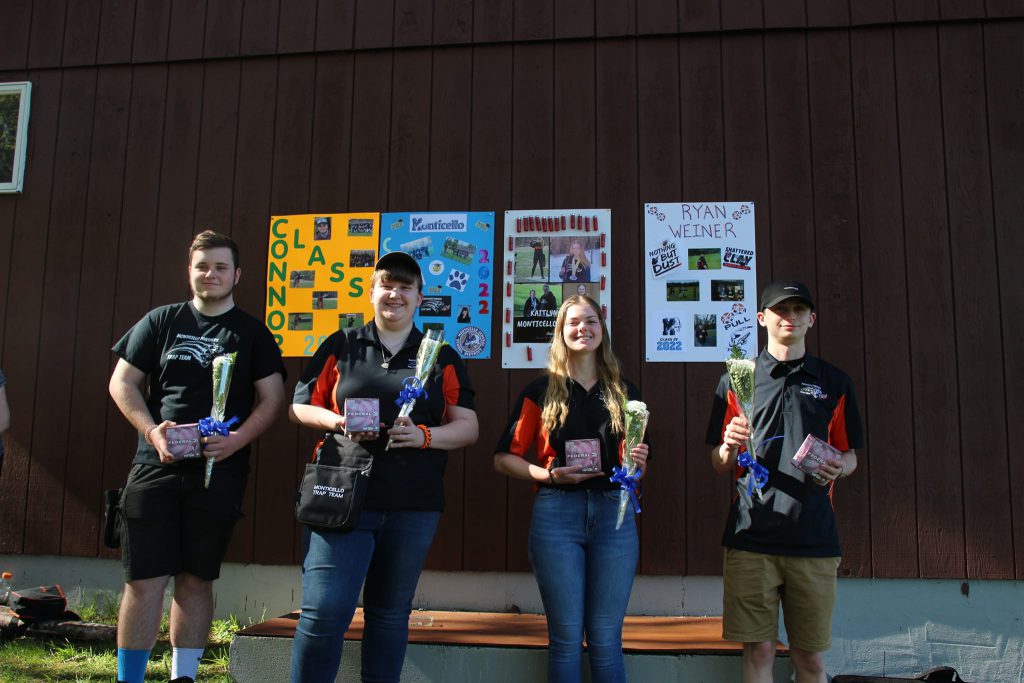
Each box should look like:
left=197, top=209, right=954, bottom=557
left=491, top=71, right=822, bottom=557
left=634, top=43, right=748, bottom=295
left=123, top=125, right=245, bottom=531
left=707, top=281, right=864, bottom=683
left=108, top=230, right=285, bottom=683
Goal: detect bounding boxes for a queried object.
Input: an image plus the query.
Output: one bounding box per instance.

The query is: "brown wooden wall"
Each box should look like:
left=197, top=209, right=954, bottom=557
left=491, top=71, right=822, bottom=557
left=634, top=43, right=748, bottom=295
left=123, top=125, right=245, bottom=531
left=1, top=1, right=1022, bottom=581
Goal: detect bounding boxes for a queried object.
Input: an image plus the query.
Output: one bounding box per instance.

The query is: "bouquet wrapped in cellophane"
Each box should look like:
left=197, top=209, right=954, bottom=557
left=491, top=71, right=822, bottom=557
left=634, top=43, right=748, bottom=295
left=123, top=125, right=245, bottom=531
left=725, top=345, right=767, bottom=499
left=201, top=352, right=239, bottom=488
left=611, top=400, right=649, bottom=529
left=387, top=328, right=445, bottom=449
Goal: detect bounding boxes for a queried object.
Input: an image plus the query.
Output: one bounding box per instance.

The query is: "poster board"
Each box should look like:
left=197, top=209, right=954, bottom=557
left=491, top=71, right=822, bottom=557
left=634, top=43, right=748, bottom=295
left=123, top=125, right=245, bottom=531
left=643, top=202, right=757, bottom=362
left=265, top=213, right=380, bottom=357
left=379, top=211, right=495, bottom=359
left=501, top=209, right=611, bottom=369
left=0, top=81, right=31, bottom=193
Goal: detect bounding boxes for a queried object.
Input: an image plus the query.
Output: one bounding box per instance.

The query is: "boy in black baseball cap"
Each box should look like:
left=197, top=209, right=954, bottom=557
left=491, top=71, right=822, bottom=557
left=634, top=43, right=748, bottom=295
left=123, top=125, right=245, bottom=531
left=706, top=278, right=864, bottom=683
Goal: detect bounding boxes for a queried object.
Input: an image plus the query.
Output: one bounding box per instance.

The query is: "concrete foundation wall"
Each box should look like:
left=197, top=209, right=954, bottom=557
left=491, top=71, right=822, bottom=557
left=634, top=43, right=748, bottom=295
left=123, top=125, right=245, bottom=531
left=3, top=555, right=1021, bottom=681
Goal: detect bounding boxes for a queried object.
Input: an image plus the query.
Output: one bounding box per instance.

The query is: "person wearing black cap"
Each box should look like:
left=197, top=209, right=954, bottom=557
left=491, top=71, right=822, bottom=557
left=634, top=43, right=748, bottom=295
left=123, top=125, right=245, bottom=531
left=706, top=280, right=864, bottom=683
left=289, top=251, right=478, bottom=683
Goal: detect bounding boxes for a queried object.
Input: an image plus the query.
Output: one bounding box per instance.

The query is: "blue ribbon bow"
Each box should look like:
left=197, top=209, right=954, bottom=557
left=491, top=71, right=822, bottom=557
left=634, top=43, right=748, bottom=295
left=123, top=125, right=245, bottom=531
left=610, top=466, right=644, bottom=513
left=198, top=415, right=239, bottom=438
left=395, top=376, right=428, bottom=407
left=736, top=434, right=784, bottom=496
left=737, top=451, right=770, bottom=496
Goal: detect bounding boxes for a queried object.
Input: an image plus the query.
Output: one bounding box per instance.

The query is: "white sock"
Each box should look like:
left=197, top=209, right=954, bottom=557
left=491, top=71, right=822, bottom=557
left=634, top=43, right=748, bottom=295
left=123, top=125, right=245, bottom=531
left=170, top=646, right=204, bottom=680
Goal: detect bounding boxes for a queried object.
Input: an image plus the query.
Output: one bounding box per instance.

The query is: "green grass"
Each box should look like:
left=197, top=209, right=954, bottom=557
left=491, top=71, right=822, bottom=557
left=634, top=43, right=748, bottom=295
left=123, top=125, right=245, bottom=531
left=0, top=596, right=248, bottom=682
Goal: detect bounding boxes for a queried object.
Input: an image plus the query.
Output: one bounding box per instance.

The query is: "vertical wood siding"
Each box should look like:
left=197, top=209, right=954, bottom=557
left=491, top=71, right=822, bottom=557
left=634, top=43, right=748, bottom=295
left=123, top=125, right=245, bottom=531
left=0, top=2, right=1021, bottom=580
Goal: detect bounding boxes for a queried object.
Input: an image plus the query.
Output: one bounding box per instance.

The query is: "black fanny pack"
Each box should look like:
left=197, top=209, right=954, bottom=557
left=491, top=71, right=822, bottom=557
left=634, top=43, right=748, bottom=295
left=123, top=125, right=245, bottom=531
left=294, top=433, right=373, bottom=531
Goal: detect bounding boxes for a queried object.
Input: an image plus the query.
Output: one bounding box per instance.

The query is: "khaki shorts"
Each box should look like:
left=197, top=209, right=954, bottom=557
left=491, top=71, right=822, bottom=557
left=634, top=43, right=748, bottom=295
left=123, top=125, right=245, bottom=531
left=722, top=548, right=840, bottom=652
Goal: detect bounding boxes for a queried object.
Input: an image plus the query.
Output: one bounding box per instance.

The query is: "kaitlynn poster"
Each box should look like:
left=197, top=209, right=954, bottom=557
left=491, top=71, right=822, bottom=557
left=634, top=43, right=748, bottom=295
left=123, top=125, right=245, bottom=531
left=643, top=202, right=757, bottom=362
left=265, top=213, right=380, bottom=357
left=501, top=209, right=611, bottom=369
left=379, top=211, right=495, bottom=359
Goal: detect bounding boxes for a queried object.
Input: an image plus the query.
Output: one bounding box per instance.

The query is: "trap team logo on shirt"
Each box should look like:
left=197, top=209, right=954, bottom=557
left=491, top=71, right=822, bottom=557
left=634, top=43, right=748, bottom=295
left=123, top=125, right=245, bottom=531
left=165, top=334, right=224, bottom=367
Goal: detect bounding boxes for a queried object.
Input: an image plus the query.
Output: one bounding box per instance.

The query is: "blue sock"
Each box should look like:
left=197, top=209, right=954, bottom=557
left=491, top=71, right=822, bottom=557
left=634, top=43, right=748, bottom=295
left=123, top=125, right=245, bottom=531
left=117, top=647, right=150, bottom=683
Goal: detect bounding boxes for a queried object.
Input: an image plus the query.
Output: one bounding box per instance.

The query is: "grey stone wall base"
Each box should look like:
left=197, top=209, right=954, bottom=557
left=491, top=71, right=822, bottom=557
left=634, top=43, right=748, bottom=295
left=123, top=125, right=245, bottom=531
left=229, top=635, right=792, bottom=682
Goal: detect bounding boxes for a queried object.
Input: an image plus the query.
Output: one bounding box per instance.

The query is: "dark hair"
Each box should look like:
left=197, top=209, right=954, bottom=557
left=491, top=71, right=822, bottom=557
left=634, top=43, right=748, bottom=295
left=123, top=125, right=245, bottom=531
left=189, top=230, right=239, bottom=268
left=371, top=263, right=423, bottom=291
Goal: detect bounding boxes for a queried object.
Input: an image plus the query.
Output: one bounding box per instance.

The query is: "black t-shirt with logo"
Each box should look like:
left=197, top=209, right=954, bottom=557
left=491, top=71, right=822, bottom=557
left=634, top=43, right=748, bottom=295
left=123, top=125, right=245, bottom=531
left=706, top=350, right=865, bottom=557
left=495, top=375, right=644, bottom=492
left=293, top=323, right=475, bottom=512
left=112, top=302, right=286, bottom=473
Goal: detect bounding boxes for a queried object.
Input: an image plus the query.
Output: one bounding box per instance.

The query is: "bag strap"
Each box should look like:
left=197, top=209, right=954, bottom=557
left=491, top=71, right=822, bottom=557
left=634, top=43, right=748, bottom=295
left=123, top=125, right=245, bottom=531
left=315, top=432, right=374, bottom=475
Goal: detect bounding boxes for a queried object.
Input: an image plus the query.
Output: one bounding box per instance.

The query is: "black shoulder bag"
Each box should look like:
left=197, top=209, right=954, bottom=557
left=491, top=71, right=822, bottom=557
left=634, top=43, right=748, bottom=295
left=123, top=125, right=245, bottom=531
left=295, top=433, right=373, bottom=531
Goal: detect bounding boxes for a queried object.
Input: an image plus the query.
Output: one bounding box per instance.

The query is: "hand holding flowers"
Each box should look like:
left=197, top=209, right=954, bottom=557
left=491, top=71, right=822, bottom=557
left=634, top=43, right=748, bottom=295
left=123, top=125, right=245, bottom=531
left=386, top=328, right=445, bottom=450
left=725, top=346, right=767, bottom=499
left=611, top=400, right=650, bottom=529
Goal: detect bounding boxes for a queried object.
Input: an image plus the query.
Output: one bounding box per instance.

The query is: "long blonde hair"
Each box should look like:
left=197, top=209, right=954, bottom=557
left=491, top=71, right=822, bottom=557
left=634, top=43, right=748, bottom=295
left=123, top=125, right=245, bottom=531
left=541, top=295, right=627, bottom=435
left=568, top=240, right=591, bottom=267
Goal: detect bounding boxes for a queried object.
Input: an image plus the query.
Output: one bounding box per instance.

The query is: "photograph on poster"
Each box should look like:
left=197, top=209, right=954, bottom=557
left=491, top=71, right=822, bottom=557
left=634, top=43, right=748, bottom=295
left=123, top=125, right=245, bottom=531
left=693, top=313, right=718, bottom=347
left=350, top=249, right=376, bottom=268
left=514, top=237, right=550, bottom=282
left=288, top=313, right=313, bottom=331
left=552, top=236, right=598, bottom=283
left=564, top=282, right=598, bottom=301
left=338, top=313, right=364, bottom=329
left=441, top=237, right=477, bottom=265
left=513, top=283, right=559, bottom=343
left=290, top=270, right=316, bottom=288
left=312, top=291, right=338, bottom=309
left=667, top=280, right=700, bottom=302
left=314, top=217, right=332, bottom=240
left=401, top=236, right=433, bottom=259
left=710, top=280, right=745, bottom=301
left=348, top=218, right=374, bottom=236
left=689, top=247, right=721, bottom=270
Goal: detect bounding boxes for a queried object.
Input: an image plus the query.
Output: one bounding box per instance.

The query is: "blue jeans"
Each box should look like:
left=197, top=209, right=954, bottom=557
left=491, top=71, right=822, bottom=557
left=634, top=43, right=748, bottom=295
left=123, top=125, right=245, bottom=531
left=290, top=510, right=441, bottom=683
left=529, top=488, right=639, bottom=683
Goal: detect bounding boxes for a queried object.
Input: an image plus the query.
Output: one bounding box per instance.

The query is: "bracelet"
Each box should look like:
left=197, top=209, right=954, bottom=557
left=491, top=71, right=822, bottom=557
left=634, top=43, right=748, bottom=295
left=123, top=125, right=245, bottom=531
left=143, top=424, right=159, bottom=445
left=416, top=424, right=431, bottom=449
left=548, top=469, right=556, bottom=485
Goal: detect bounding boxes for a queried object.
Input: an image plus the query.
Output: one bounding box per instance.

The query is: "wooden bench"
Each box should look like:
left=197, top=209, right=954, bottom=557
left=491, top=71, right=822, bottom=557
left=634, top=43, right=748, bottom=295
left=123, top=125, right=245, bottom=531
left=230, top=609, right=790, bottom=681
left=238, top=608, right=768, bottom=653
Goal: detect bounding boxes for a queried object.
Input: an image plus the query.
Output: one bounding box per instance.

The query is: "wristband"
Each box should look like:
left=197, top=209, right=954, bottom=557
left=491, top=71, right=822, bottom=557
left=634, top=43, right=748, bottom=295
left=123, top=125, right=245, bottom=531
left=416, top=424, right=431, bottom=449
left=144, top=424, right=158, bottom=445
left=548, top=470, right=555, bottom=485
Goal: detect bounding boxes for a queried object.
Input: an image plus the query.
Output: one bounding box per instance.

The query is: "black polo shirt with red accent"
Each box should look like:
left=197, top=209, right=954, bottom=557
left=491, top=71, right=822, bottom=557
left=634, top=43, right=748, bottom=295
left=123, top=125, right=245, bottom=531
left=293, top=323, right=475, bottom=511
left=706, top=349, right=864, bottom=557
left=495, top=376, right=644, bottom=491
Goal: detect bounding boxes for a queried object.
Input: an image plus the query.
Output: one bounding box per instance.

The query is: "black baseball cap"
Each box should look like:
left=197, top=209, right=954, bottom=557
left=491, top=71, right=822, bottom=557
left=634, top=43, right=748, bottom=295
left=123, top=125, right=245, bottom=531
left=374, top=251, right=422, bottom=278
left=759, top=280, right=815, bottom=310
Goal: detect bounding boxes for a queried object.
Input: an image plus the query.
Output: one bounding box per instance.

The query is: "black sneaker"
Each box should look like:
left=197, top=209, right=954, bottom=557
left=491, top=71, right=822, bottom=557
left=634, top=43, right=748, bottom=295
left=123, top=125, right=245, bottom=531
left=170, top=678, right=195, bottom=683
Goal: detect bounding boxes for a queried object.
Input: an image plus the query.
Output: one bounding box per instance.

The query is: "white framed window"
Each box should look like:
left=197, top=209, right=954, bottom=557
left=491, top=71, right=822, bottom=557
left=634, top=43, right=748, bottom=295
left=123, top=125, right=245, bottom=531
left=0, top=81, right=32, bottom=194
